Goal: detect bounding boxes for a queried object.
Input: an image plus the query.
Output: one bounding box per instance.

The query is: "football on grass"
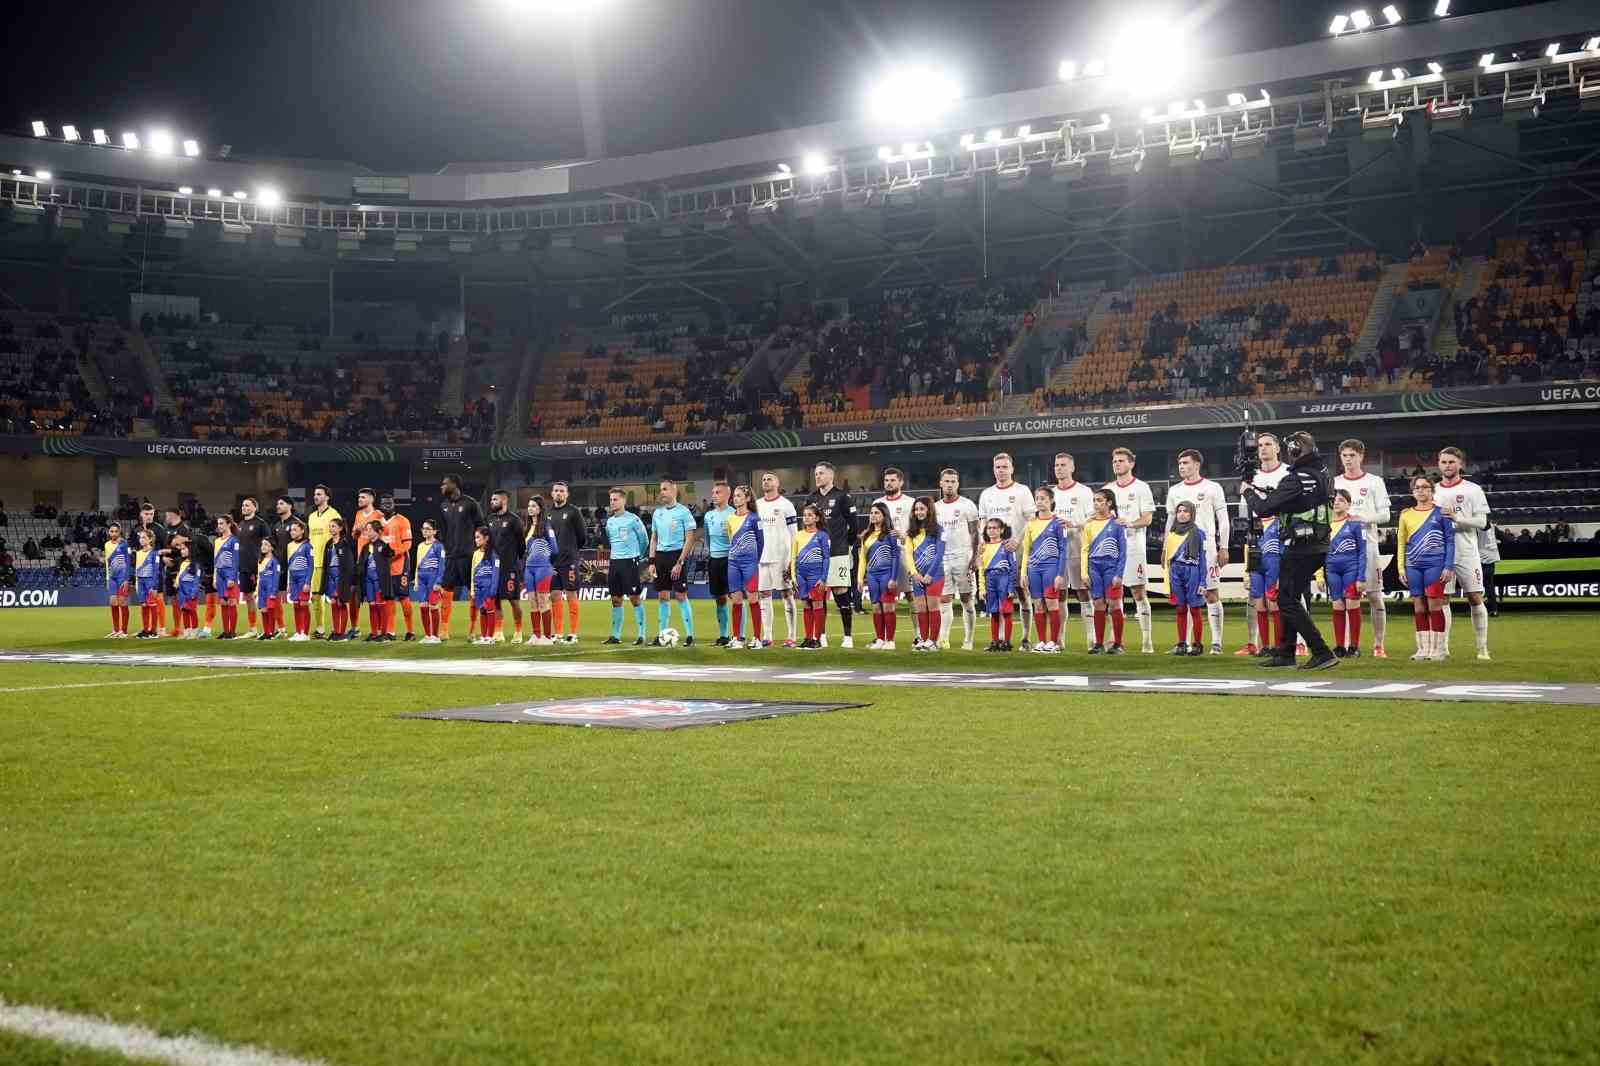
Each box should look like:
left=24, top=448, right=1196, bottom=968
left=657, top=628, right=680, bottom=647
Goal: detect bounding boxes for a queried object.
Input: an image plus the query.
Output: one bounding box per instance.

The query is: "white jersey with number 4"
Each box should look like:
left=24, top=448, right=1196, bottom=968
left=935, top=495, right=980, bottom=563
left=1433, top=478, right=1489, bottom=567
left=872, top=493, right=915, bottom=539
left=978, top=482, right=1032, bottom=546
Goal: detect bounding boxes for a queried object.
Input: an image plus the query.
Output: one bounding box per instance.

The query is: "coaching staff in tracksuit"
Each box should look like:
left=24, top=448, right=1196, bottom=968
left=1244, top=430, right=1338, bottom=670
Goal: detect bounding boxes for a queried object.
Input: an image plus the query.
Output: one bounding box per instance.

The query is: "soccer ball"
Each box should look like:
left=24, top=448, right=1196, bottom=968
left=656, top=628, right=680, bottom=647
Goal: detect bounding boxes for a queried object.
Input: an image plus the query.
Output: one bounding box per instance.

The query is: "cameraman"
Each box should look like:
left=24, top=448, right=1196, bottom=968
left=1243, top=430, right=1338, bottom=670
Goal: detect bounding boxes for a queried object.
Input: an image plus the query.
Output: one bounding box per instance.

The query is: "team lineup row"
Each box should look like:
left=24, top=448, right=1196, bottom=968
left=89, top=437, right=1495, bottom=663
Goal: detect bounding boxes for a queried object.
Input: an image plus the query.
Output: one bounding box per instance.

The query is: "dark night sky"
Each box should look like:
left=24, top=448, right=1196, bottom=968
left=3, top=0, right=1554, bottom=172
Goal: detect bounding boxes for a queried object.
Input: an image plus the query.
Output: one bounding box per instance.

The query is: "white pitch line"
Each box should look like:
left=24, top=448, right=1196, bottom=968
left=0, top=671, right=260, bottom=694
left=0, top=997, right=329, bottom=1066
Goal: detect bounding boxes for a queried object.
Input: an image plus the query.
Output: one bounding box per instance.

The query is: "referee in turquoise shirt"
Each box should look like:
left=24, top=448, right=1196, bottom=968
left=600, top=488, right=650, bottom=645
left=648, top=478, right=699, bottom=646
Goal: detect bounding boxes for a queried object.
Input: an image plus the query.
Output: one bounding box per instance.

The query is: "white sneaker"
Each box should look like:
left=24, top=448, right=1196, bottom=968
left=747, top=640, right=764, bottom=650
left=1476, top=650, right=1492, bottom=661
left=1141, top=643, right=1155, bottom=654
left=420, top=635, right=441, bottom=645
left=839, top=636, right=854, bottom=649
left=565, top=634, right=579, bottom=645
left=938, top=638, right=951, bottom=650
left=198, top=627, right=212, bottom=639
left=492, top=632, right=506, bottom=644
left=819, top=634, right=829, bottom=648
left=1410, top=650, right=1431, bottom=661
left=727, top=638, right=745, bottom=649
left=105, top=631, right=120, bottom=639
left=288, top=633, right=310, bottom=642
left=962, top=640, right=974, bottom=651
left=880, top=641, right=895, bottom=650
left=1210, top=643, right=1223, bottom=655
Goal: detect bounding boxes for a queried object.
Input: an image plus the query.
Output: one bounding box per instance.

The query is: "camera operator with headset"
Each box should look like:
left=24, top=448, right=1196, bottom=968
left=1241, top=429, right=1339, bottom=670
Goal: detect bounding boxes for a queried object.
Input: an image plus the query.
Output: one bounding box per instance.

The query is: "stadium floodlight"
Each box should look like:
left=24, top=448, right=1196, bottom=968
left=1329, top=14, right=1349, bottom=34
left=121, top=131, right=140, bottom=149
left=1050, top=154, right=1087, bottom=183
left=31, top=121, right=47, bottom=137
left=1193, top=98, right=1205, bottom=110
left=1168, top=100, right=1186, bottom=116
left=148, top=130, right=174, bottom=156
left=1545, top=42, right=1561, bottom=58
left=1392, top=67, right=1408, bottom=80
left=984, top=128, right=1003, bottom=143
left=1016, top=124, right=1031, bottom=137
left=1260, top=89, right=1271, bottom=102
left=1139, top=105, right=1156, bottom=121
left=1083, top=58, right=1105, bottom=76
left=1169, top=138, right=1206, bottom=166
left=232, top=190, right=248, bottom=200
left=959, top=132, right=975, bottom=147
left=1581, top=76, right=1600, bottom=109
left=178, top=186, right=193, bottom=196
left=1099, top=112, right=1111, bottom=125
left=1368, top=70, right=1385, bottom=85
left=776, top=162, right=791, bottom=175
left=1109, top=147, right=1145, bottom=174
left=1382, top=5, right=1401, bottom=25
left=1362, top=109, right=1403, bottom=140
left=900, top=141, right=917, bottom=156
left=9, top=169, right=19, bottom=176
left=92, top=128, right=109, bottom=145
left=877, top=146, right=892, bottom=160
left=207, top=187, right=223, bottom=198
left=35, top=170, right=52, bottom=181
left=62, top=125, right=80, bottom=141
left=866, top=64, right=961, bottom=122
left=1479, top=52, right=1495, bottom=68
left=1227, top=92, right=1247, bottom=106
left=1058, top=60, right=1077, bottom=81
left=1434, top=0, right=1449, bottom=14
left=1231, top=128, right=1268, bottom=158
left=802, top=152, right=828, bottom=174
left=1586, top=37, right=1600, bottom=52
left=1430, top=99, right=1471, bottom=129
left=256, top=187, right=281, bottom=207
left=182, top=139, right=200, bottom=157
left=1350, top=9, right=1372, bottom=29
left=1503, top=90, right=1544, bottom=120
left=1427, top=61, right=1443, bottom=74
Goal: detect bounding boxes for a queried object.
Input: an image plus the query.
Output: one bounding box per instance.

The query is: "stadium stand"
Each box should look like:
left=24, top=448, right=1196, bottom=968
left=0, top=310, right=146, bottom=436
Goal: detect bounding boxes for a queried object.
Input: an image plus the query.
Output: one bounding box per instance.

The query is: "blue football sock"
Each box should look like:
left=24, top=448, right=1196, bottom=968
left=633, top=602, right=645, bottom=637
left=657, top=600, right=670, bottom=634
left=610, top=605, right=622, bottom=639
left=678, top=598, right=694, bottom=637
left=715, top=600, right=729, bottom=638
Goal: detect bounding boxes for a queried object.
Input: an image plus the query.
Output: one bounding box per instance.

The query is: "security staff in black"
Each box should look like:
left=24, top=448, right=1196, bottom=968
left=1244, top=430, right=1338, bottom=670
left=438, top=475, right=486, bottom=597
left=805, top=463, right=860, bottom=639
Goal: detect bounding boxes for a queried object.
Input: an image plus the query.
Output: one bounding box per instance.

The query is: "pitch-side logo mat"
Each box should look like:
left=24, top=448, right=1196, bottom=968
left=403, top=697, right=869, bottom=730
left=1, top=651, right=1598, bottom=705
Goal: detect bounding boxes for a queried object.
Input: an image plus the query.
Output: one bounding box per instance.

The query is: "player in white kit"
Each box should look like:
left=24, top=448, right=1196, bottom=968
left=1050, top=452, right=1097, bottom=651
left=1164, top=448, right=1230, bottom=654
left=934, top=468, right=980, bottom=649
left=1105, top=447, right=1157, bottom=653
left=872, top=467, right=915, bottom=538
left=978, top=453, right=1035, bottom=647
left=1335, top=439, right=1393, bottom=658
left=756, top=471, right=798, bottom=647
left=1432, top=446, right=1492, bottom=660
left=1237, top=432, right=1292, bottom=655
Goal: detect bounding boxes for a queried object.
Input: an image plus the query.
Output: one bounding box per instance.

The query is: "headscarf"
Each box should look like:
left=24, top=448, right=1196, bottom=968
left=1170, top=502, right=1203, bottom=563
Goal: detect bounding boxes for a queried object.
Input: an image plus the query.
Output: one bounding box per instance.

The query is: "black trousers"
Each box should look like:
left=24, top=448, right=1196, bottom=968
left=1276, top=550, right=1331, bottom=657
left=1482, top=561, right=1498, bottom=612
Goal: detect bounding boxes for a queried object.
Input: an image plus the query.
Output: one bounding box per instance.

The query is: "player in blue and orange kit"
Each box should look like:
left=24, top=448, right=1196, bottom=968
left=103, top=521, right=132, bottom=638
left=355, top=519, right=395, bottom=643
left=1081, top=488, right=1127, bottom=654
left=1019, top=486, right=1068, bottom=652
left=789, top=503, right=831, bottom=649
left=212, top=515, right=241, bottom=639
left=470, top=525, right=502, bottom=646
left=522, top=496, right=559, bottom=645
left=174, top=540, right=201, bottom=638
left=1397, top=475, right=1455, bottom=661
left=978, top=517, right=1018, bottom=652
left=254, top=538, right=281, bottom=640
left=133, top=526, right=163, bottom=639
left=725, top=484, right=764, bottom=648
left=1247, top=515, right=1284, bottom=656
left=1320, top=490, right=1367, bottom=658
left=858, top=502, right=902, bottom=649
left=411, top=519, right=447, bottom=644
left=285, top=518, right=314, bottom=641
left=1162, top=500, right=1209, bottom=656
left=902, top=497, right=945, bottom=651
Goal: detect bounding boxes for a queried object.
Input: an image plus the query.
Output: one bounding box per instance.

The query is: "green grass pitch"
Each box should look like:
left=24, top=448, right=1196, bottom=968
left=2, top=604, right=1598, bottom=1065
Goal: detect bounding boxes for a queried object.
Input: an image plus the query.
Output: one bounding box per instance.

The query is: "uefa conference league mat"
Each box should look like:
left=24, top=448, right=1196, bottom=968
left=2, top=650, right=1598, bottom=707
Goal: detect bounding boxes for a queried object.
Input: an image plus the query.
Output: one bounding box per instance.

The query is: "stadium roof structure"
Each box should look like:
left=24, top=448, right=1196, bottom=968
left=3, top=0, right=1600, bottom=312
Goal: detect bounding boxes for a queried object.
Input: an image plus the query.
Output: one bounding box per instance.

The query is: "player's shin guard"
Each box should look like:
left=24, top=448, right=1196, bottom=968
left=678, top=597, right=694, bottom=638
left=1470, top=601, right=1488, bottom=654
left=939, top=601, right=953, bottom=644
left=1135, top=597, right=1152, bottom=647
left=1207, top=601, right=1223, bottom=648
left=1111, top=608, right=1125, bottom=645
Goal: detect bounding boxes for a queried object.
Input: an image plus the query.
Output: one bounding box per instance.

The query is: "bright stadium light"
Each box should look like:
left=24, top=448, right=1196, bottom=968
left=1016, top=124, right=1031, bottom=137
left=1329, top=14, right=1349, bottom=34
left=1392, top=67, right=1408, bottom=79
left=900, top=141, right=917, bottom=156
left=35, top=170, right=52, bottom=181
left=148, top=129, right=174, bottom=156
left=207, top=187, right=223, bottom=198
left=178, top=186, right=193, bottom=195
left=1193, top=98, right=1205, bottom=110
left=801, top=152, right=827, bottom=174
left=1350, top=9, right=1373, bottom=29
left=1586, top=36, right=1600, bottom=51
left=1427, top=61, right=1443, bottom=74
left=183, top=139, right=200, bottom=157
left=62, top=125, right=80, bottom=141
left=1108, top=15, right=1191, bottom=91
left=1545, top=42, right=1561, bottom=58
left=1083, top=58, right=1105, bottom=76
left=1167, top=100, right=1186, bottom=116
left=1434, top=0, right=1450, bottom=14
left=776, top=162, right=791, bottom=174
left=1260, top=89, right=1271, bottom=102
left=1382, top=5, right=1401, bottom=25
left=984, top=128, right=1003, bottom=143
left=1139, top=105, right=1156, bottom=120
left=1058, top=60, right=1077, bottom=80
left=1368, top=70, right=1385, bottom=84
left=959, top=132, right=975, bottom=147
left=1099, top=112, right=1111, bottom=124
left=877, top=146, right=892, bottom=160
left=31, top=121, right=47, bottom=137
left=866, top=64, right=961, bottom=122
left=1479, top=52, right=1495, bottom=67
left=232, top=190, right=248, bottom=200
left=256, top=186, right=281, bottom=207
left=122, top=131, right=140, bottom=150
left=92, top=128, right=109, bottom=145
left=1227, top=92, right=1247, bottom=105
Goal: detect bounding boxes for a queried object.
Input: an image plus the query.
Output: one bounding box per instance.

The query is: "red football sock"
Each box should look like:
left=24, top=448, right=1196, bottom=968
left=1414, top=610, right=1426, bottom=635
left=543, top=609, right=554, bottom=637
left=331, top=603, right=345, bottom=633
left=1112, top=609, right=1125, bottom=644
left=225, top=604, right=238, bottom=635
left=1257, top=611, right=1270, bottom=648
left=384, top=602, right=396, bottom=636
left=1332, top=606, right=1346, bottom=646
left=1003, top=614, right=1014, bottom=643
left=1191, top=608, right=1204, bottom=643
left=1035, top=612, right=1048, bottom=642
left=885, top=611, right=896, bottom=641
left=1348, top=605, right=1362, bottom=646
left=262, top=608, right=275, bottom=637
left=482, top=611, right=496, bottom=639
left=467, top=604, right=478, bottom=636
left=551, top=598, right=565, bottom=636
left=109, top=604, right=120, bottom=632
left=246, top=602, right=258, bottom=629
left=1050, top=609, right=1062, bottom=644
left=401, top=597, right=414, bottom=635
left=1270, top=613, right=1282, bottom=647
left=732, top=602, right=744, bottom=639
left=1176, top=608, right=1189, bottom=643
left=1430, top=609, right=1446, bottom=632
left=204, top=593, right=217, bottom=628
left=293, top=603, right=307, bottom=635
left=751, top=602, right=764, bottom=641
left=1094, top=608, right=1106, bottom=643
